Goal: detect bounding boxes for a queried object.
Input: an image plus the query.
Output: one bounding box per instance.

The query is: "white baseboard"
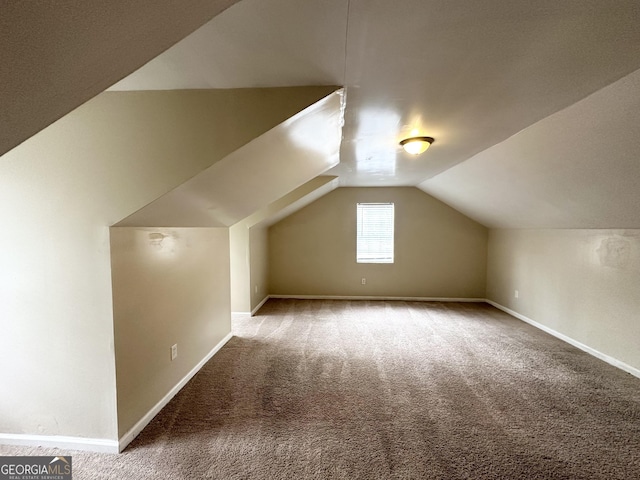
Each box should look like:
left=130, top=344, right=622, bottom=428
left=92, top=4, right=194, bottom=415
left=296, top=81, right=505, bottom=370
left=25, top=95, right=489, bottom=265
left=118, top=331, right=233, bottom=452
left=268, top=294, right=486, bottom=302
left=486, top=300, right=640, bottom=379
left=0, top=332, right=234, bottom=454
left=0, top=433, right=119, bottom=454
left=231, top=311, right=251, bottom=316
left=251, top=296, right=270, bottom=316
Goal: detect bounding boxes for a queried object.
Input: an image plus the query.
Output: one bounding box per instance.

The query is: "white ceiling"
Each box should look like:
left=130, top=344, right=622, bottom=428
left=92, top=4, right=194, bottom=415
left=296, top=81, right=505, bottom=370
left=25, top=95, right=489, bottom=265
left=110, top=0, right=640, bottom=186
left=107, top=0, right=640, bottom=228
left=420, top=69, right=640, bottom=228
left=4, top=1, right=640, bottom=228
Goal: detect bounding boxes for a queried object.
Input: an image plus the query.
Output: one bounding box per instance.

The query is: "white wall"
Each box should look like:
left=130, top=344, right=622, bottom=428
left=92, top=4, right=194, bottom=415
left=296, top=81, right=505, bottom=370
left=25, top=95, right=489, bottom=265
left=487, top=229, right=640, bottom=373
left=110, top=227, right=231, bottom=436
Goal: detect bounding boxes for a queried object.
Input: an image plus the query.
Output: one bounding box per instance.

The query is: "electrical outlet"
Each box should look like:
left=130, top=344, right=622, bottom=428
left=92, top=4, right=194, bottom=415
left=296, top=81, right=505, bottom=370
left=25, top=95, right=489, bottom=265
left=255, top=285, right=258, bottom=294
left=361, top=277, right=366, bottom=285
left=171, top=344, right=178, bottom=361
left=514, top=290, right=519, bottom=299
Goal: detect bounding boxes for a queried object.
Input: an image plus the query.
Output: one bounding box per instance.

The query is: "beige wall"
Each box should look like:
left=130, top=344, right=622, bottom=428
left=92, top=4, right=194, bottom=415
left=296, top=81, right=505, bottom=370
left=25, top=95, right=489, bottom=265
left=110, top=227, right=231, bottom=436
left=229, top=223, right=251, bottom=313
left=269, top=187, right=488, bottom=298
left=116, top=90, right=342, bottom=228
left=0, top=0, right=239, bottom=157
left=0, top=87, right=326, bottom=442
left=230, top=224, right=269, bottom=313
left=229, top=177, right=338, bottom=314
left=487, top=229, right=640, bottom=372
left=250, top=226, right=270, bottom=310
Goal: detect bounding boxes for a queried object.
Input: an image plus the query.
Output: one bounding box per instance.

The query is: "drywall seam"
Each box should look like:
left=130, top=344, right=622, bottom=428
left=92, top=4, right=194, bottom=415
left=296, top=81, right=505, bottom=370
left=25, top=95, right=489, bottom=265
left=118, top=332, right=233, bottom=452
left=251, top=296, right=270, bottom=316
left=486, top=300, right=640, bottom=379
left=0, top=434, right=119, bottom=454
left=268, top=295, right=486, bottom=302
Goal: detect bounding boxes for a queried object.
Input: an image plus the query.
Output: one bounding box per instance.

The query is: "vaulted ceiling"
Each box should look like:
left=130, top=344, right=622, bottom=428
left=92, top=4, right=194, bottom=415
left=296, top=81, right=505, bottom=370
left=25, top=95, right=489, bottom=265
left=110, top=0, right=640, bottom=228
left=0, top=0, right=240, bottom=157
left=5, top=0, right=640, bottom=229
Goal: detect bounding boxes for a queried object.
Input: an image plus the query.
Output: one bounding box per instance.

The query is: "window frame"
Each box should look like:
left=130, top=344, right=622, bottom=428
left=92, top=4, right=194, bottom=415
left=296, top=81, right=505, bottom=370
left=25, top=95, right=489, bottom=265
left=356, top=202, right=395, bottom=264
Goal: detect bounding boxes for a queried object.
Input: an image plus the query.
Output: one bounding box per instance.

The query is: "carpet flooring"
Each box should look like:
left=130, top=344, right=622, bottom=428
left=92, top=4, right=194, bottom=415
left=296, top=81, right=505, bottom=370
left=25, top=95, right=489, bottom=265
left=2, top=299, right=639, bottom=479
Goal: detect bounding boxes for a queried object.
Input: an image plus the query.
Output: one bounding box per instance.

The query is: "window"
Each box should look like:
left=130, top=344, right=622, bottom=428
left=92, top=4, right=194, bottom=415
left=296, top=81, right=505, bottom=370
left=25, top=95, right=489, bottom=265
left=356, top=203, right=394, bottom=263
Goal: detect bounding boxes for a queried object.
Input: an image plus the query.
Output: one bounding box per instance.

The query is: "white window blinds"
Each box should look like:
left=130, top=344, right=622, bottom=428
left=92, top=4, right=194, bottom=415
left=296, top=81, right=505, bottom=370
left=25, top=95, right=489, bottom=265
left=356, top=203, right=394, bottom=263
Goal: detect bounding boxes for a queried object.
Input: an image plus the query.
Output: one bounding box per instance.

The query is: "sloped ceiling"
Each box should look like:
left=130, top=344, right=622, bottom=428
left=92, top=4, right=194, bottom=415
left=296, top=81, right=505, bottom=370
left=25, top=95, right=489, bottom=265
left=0, top=0, right=240, bottom=157
left=116, top=90, right=344, bottom=227
left=245, top=176, right=340, bottom=229
left=6, top=0, right=640, bottom=229
left=110, top=0, right=640, bottom=192
left=419, top=69, right=640, bottom=229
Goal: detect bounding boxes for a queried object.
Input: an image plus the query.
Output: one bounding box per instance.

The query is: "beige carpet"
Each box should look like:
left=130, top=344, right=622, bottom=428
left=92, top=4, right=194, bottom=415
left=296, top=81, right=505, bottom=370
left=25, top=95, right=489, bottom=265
left=2, top=300, right=639, bottom=479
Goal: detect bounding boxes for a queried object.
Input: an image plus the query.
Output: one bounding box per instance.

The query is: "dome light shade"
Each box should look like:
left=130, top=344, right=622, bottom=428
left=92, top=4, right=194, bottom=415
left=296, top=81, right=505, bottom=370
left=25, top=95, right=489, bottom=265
left=400, top=136, right=434, bottom=155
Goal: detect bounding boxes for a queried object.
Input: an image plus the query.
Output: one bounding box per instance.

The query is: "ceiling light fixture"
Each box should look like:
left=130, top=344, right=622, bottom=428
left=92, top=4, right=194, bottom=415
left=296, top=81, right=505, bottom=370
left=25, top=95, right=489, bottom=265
left=399, top=136, right=434, bottom=155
